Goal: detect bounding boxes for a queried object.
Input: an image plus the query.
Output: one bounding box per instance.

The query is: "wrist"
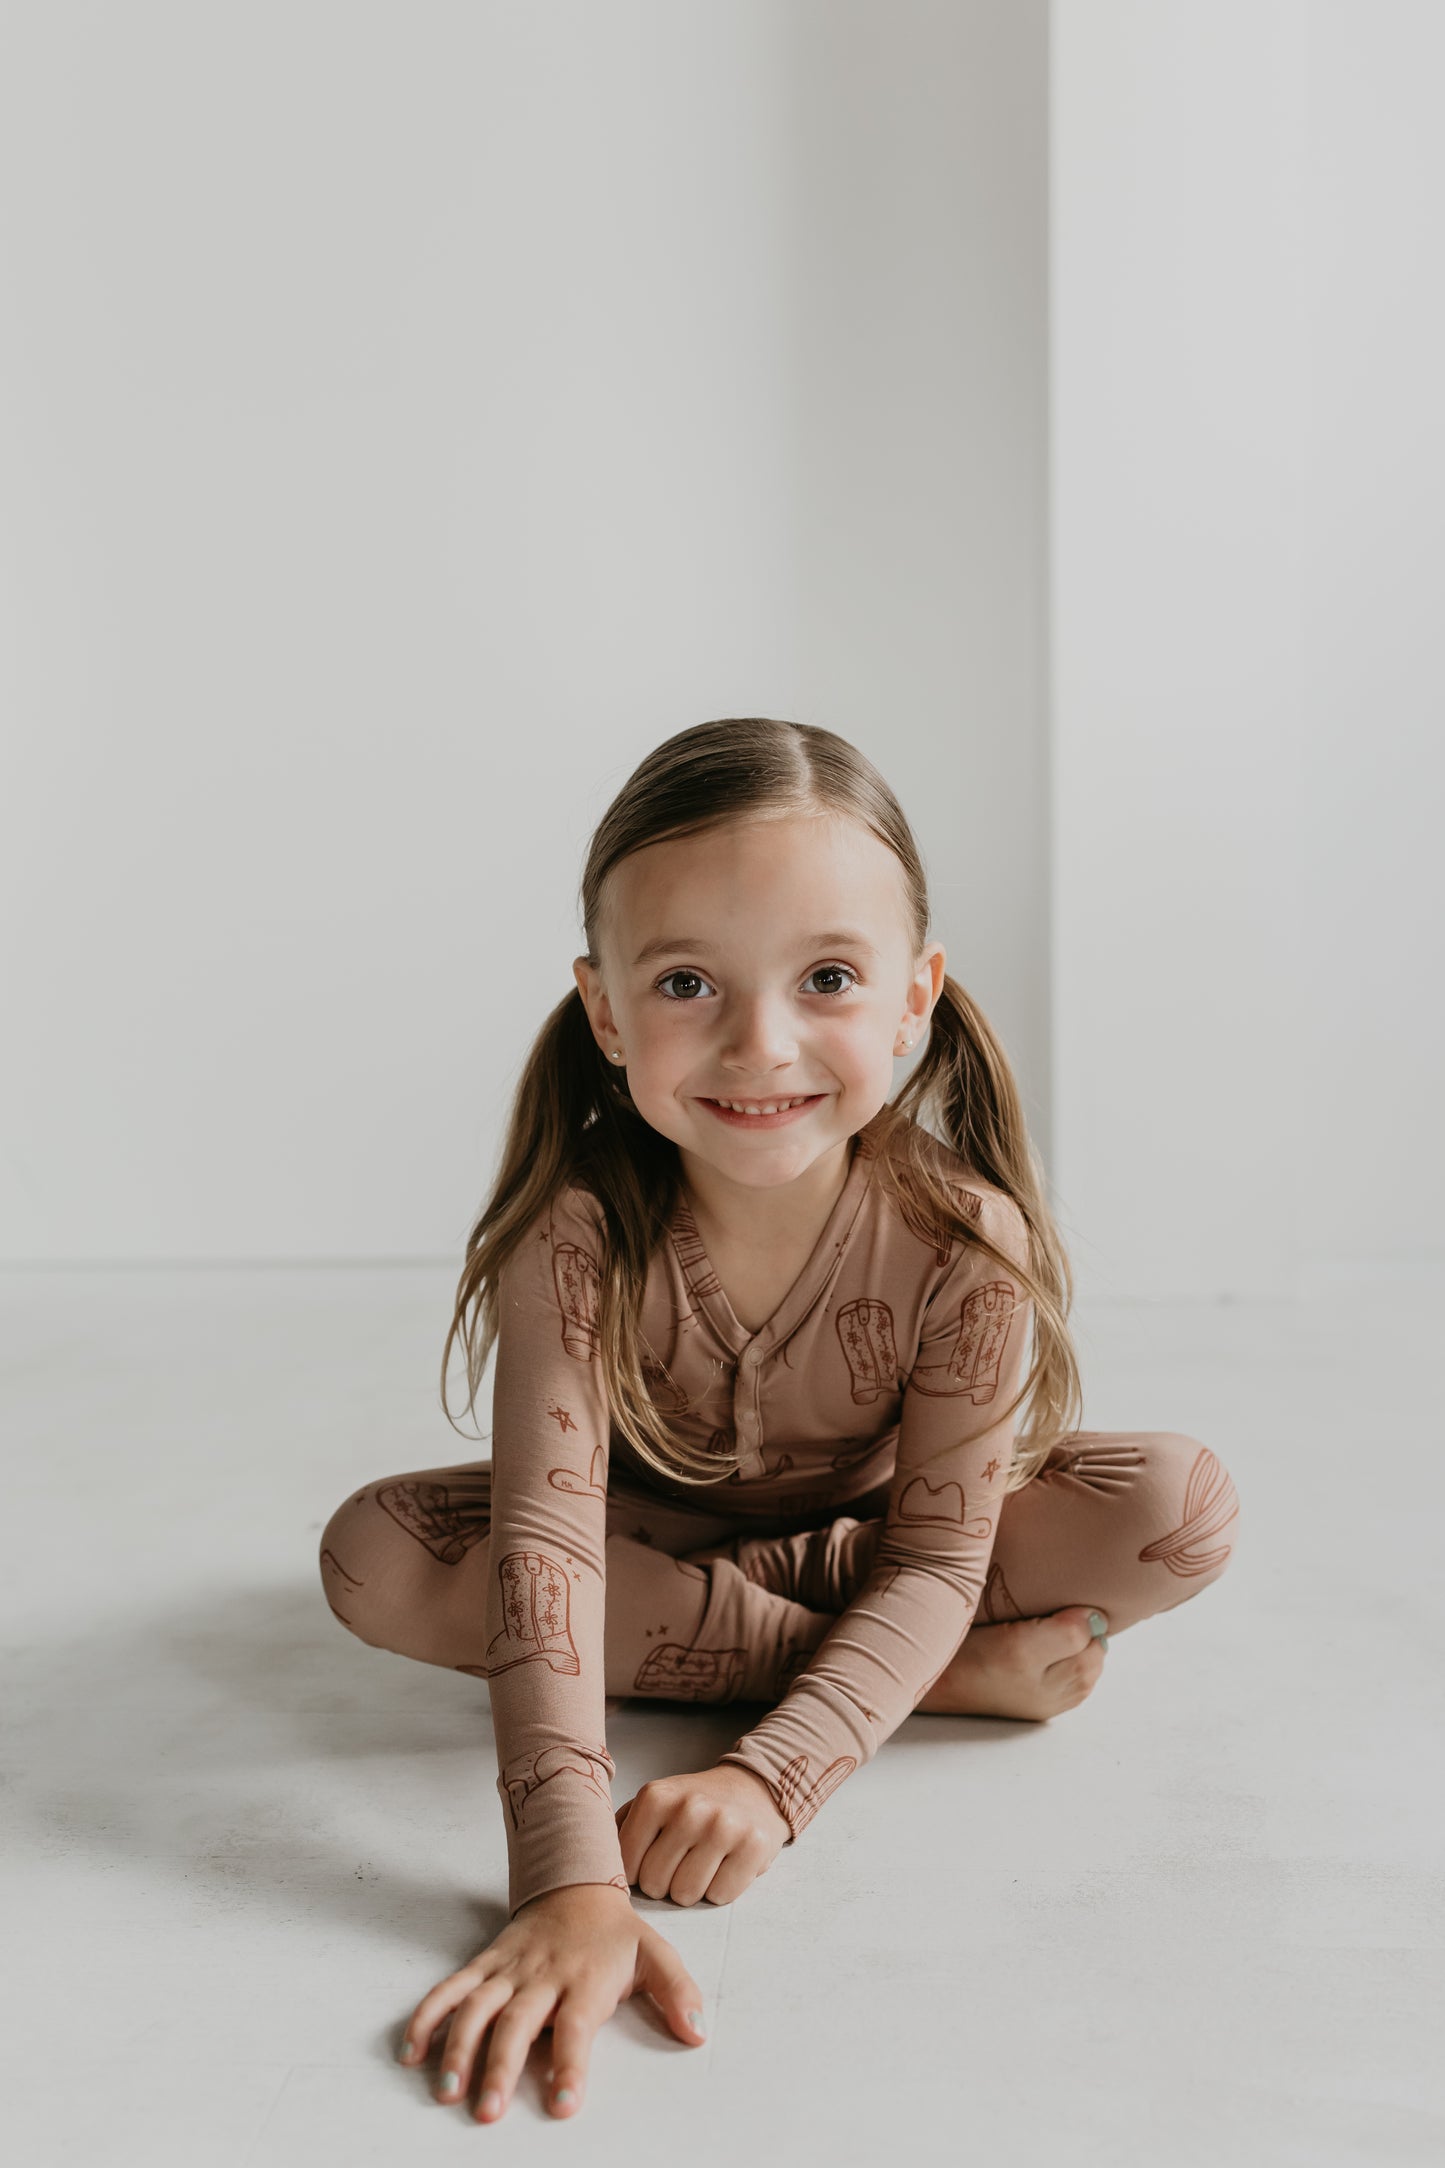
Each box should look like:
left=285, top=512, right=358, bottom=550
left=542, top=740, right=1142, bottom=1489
left=515, top=1880, right=633, bottom=1916
left=715, top=1758, right=788, bottom=1826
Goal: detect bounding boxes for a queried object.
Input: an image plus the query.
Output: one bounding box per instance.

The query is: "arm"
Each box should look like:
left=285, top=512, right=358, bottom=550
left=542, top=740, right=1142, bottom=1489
left=484, top=1185, right=630, bottom=1915
left=394, top=1187, right=713, bottom=2125
left=715, top=1190, right=1034, bottom=1839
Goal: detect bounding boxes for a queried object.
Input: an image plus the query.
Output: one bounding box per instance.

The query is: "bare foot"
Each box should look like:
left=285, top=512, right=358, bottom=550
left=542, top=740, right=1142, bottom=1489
left=916, top=1607, right=1110, bottom=1721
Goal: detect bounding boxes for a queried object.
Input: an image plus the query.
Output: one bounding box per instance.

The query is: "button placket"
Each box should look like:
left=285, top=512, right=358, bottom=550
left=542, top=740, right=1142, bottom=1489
left=733, top=1342, right=766, bottom=1475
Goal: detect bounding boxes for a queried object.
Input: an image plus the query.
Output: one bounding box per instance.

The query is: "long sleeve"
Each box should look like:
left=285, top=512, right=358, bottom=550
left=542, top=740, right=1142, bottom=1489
left=716, top=1190, right=1033, bottom=1841
left=484, top=1185, right=629, bottom=1915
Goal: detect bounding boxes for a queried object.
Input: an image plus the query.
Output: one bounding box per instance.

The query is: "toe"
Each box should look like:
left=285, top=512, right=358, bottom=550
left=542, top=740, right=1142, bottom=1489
left=1047, top=1637, right=1106, bottom=1703
left=1034, top=1606, right=1106, bottom=1663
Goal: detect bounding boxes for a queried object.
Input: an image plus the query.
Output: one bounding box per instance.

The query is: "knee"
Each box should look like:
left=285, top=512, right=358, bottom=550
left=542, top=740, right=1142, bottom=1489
left=1133, top=1431, right=1242, bottom=1605
left=318, top=1489, right=382, bottom=1643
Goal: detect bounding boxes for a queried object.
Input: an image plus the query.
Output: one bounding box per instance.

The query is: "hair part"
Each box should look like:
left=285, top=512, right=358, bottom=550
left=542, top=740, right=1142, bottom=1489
left=440, top=717, right=1083, bottom=1492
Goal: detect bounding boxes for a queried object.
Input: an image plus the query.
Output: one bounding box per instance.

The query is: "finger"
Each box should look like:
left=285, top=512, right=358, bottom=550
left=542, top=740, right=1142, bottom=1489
left=544, top=1990, right=611, bottom=2118
left=431, top=1976, right=514, bottom=2104
left=667, top=1833, right=731, bottom=1909
left=634, top=1818, right=696, bottom=1902
left=702, top=1843, right=766, bottom=1907
left=632, top=1921, right=708, bottom=2046
left=399, top=1966, right=492, bottom=2066
left=616, top=1792, right=666, bottom=1883
left=475, top=1988, right=558, bottom=2122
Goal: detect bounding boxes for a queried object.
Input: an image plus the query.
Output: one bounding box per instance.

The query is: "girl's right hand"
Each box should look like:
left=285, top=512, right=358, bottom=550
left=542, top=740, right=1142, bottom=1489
left=397, top=1881, right=707, bottom=2122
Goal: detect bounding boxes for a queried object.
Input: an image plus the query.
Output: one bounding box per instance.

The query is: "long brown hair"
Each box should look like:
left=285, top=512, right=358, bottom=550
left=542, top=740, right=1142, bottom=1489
left=440, top=718, right=1082, bottom=1492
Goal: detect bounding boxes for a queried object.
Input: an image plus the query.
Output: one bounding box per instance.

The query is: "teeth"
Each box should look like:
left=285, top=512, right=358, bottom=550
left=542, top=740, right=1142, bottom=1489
left=714, top=1097, right=810, bottom=1115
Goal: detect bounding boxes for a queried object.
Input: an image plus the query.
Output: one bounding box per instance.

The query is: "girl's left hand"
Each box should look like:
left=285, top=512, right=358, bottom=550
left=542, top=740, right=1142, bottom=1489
left=614, top=1763, right=790, bottom=1906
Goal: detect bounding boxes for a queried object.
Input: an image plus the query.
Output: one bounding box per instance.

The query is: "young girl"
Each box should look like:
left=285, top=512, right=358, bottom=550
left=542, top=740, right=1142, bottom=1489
left=319, top=717, right=1241, bottom=2125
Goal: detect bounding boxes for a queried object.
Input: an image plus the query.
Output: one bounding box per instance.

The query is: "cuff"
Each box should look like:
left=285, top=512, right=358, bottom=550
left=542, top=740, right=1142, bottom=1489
left=498, top=1746, right=630, bottom=1916
left=715, top=1738, right=859, bottom=1844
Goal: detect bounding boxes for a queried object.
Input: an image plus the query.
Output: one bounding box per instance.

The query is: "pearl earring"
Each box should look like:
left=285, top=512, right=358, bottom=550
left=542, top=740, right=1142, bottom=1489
left=610, top=1050, right=624, bottom=1063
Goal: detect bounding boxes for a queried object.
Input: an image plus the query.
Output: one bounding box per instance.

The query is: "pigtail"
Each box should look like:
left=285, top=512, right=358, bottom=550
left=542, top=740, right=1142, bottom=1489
left=883, top=973, right=1083, bottom=1490
left=439, top=984, right=745, bottom=1485
left=439, top=985, right=603, bottom=1436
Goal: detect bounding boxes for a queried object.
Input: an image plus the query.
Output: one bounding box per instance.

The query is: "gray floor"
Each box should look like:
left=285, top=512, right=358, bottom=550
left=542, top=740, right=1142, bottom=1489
left=2, top=1265, right=1440, bottom=2165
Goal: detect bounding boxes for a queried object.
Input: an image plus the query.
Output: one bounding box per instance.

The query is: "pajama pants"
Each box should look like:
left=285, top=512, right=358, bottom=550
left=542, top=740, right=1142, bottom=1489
left=318, top=1430, right=1242, bottom=1703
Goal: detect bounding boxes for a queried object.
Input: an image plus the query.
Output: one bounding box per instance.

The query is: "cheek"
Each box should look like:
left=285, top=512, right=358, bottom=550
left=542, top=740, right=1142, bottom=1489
left=812, top=1016, right=889, bottom=1086
left=632, top=1009, right=692, bottom=1060
left=828, top=999, right=888, bottom=1043
left=624, top=1019, right=699, bottom=1095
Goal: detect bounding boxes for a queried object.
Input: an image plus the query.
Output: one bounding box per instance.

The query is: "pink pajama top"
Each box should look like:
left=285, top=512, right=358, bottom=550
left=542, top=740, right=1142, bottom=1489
left=484, top=1106, right=1034, bottom=1913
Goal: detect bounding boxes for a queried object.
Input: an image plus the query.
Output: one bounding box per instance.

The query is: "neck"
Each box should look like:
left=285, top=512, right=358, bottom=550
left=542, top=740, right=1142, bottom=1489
left=678, top=1133, right=857, bottom=1253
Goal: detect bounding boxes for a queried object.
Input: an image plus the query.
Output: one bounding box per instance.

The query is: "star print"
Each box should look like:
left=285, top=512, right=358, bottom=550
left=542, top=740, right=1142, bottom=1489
left=546, top=1402, right=578, bottom=1433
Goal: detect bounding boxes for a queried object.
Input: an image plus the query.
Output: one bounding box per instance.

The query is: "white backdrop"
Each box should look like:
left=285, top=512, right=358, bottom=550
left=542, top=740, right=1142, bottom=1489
left=0, top=0, right=1049, bottom=1267
left=1051, top=0, right=1444, bottom=1298
left=2, top=2, right=1437, bottom=1300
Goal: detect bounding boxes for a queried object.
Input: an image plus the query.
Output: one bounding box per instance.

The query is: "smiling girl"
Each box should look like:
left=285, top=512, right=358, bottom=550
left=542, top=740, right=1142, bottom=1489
left=319, top=717, right=1242, bottom=2124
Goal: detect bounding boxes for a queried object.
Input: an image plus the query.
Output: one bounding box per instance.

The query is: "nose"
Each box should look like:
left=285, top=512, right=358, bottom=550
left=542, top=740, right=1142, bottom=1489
left=718, top=992, right=799, bottom=1077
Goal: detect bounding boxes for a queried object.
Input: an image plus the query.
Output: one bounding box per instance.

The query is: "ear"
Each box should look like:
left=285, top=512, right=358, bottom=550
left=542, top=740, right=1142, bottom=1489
left=573, top=956, right=616, bottom=1049
left=902, top=940, right=946, bottom=1036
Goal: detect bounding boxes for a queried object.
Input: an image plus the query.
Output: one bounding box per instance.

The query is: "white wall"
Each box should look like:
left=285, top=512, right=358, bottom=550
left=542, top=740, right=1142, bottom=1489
left=0, top=0, right=1049, bottom=1264
left=1051, top=0, right=1445, bottom=1299
left=1288, top=1, right=1445, bottom=1291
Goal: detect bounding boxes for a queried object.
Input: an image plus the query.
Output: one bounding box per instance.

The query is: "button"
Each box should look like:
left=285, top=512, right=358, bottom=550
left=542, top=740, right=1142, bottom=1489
left=743, top=1346, right=762, bottom=1367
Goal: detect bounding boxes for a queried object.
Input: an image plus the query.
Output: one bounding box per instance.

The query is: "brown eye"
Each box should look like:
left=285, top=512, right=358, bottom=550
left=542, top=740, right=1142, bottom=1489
left=656, top=970, right=711, bottom=1000
left=808, top=966, right=857, bottom=997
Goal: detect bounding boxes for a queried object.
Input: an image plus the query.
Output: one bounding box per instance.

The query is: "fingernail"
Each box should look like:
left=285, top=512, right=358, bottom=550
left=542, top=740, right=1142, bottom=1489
left=397, top=2039, right=414, bottom=2061
left=1088, top=1611, right=1108, bottom=1638
left=439, top=2071, right=460, bottom=2095
left=687, top=2009, right=705, bottom=2036
left=1098, top=1634, right=1110, bottom=1652
left=554, top=2087, right=576, bottom=2105
left=480, top=2089, right=502, bottom=2115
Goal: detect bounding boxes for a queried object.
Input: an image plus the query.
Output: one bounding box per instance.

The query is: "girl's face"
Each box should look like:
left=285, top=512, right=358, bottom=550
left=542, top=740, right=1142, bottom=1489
left=573, top=812, right=945, bottom=1193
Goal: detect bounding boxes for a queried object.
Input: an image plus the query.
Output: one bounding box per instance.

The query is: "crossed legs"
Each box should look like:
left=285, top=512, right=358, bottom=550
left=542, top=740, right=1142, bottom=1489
left=319, top=1430, right=1241, bottom=1718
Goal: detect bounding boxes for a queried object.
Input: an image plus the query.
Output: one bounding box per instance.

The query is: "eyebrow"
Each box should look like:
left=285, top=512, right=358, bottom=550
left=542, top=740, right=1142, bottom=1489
left=630, top=929, right=881, bottom=968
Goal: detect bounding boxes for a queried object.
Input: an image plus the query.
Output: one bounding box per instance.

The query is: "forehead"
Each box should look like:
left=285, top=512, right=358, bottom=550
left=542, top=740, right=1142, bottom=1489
left=605, top=813, right=910, bottom=961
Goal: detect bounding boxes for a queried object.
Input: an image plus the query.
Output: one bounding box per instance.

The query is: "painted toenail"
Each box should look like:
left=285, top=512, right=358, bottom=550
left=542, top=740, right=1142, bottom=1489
left=1088, top=1611, right=1108, bottom=1637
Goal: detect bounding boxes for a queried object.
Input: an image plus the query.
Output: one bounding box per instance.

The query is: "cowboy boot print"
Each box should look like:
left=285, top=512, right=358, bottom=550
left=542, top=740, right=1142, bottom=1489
left=484, top=1549, right=581, bottom=1676
left=836, top=1299, right=899, bottom=1404
left=908, top=1279, right=1015, bottom=1401
left=376, top=1477, right=491, bottom=1565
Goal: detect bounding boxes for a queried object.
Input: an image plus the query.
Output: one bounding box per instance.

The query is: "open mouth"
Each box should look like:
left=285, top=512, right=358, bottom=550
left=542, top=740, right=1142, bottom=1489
left=699, top=1095, right=825, bottom=1129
